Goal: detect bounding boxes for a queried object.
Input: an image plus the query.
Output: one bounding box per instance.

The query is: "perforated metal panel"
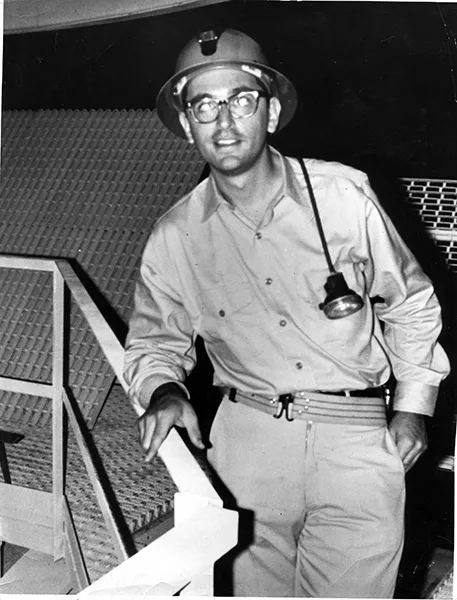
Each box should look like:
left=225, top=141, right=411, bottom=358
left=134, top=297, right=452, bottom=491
left=0, top=109, right=205, bottom=428
left=400, top=178, right=457, bottom=272
left=401, top=179, right=457, bottom=231
left=6, top=385, right=178, bottom=582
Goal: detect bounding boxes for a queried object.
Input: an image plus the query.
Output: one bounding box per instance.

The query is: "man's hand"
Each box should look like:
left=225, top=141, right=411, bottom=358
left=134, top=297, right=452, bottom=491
left=138, top=384, right=205, bottom=462
left=388, top=411, right=428, bottom=473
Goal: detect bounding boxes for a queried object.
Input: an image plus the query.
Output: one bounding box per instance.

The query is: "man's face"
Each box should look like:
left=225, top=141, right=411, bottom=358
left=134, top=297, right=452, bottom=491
left=179, top=68, right=281, bottom=176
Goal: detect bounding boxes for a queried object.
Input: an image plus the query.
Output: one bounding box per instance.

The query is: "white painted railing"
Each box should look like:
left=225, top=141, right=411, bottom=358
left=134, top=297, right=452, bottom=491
left=0, top=254, right=238, bottom=594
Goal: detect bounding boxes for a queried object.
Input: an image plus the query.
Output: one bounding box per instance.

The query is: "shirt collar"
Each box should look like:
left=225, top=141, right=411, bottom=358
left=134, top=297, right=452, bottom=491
left=201, top=176, right=227, bottom=222
left=200, top=147, right=306, bottom=223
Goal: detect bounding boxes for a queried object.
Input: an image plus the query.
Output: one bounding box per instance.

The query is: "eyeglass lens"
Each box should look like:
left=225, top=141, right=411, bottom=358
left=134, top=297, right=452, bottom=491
left=189, top=90, right=265, bottom=123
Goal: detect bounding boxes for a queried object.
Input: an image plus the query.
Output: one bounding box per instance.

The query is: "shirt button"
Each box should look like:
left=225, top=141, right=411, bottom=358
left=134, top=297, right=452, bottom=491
left=296, top=362, right=303, bottom=370
left=219, top=310, right=225, bottom=317
left=255, top=232, right=262, bottom=240
left=265, top=277, right=273, bottom=285
left=279, top=319, right=287, bottom=327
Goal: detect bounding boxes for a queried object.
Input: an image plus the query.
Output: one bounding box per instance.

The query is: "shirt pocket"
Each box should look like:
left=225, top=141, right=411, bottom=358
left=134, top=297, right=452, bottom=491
left=197, top=279, right=254, bottom=342
left=294, top=263, right=368, bottom=346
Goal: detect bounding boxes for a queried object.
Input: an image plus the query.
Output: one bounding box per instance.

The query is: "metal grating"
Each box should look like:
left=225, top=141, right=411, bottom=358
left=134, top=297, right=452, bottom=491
left=400, top=178, right=457, bottom=273
left=434, top=239, right=457, bottom=273
left=0, top=109, right=205, bottom=428
left=400, top=179, right=457, bottom=232
left=6, top=384, right=179, bottom=583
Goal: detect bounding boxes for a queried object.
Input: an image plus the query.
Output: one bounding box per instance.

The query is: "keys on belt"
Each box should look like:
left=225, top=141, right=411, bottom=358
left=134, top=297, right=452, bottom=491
left=229, top=389, right=296, bottom=421
left=273, top=393, right=295, bottom=421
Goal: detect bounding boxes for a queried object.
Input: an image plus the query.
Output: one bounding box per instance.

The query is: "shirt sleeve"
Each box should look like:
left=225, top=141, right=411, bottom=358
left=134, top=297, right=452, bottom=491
left=360, top=180, right=450, bottom=416
left=123, top=227, right=196, bottom=416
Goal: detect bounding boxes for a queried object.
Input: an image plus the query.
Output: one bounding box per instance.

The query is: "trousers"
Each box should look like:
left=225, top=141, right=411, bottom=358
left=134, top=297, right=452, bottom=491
left=207, top=397, right=405, bottom=598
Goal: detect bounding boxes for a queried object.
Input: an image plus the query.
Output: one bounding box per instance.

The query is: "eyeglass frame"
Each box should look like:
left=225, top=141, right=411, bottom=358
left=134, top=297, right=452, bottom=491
left=184, top=89, right=271, bottom=124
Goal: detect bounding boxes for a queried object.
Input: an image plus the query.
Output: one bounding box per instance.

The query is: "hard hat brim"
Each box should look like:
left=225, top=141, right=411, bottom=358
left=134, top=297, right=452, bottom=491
left=156, top=60, right=298, bottom=138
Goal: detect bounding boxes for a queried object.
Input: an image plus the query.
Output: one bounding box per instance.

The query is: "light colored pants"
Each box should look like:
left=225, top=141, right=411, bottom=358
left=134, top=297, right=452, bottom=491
left=208, top=398, right=405, bottom=598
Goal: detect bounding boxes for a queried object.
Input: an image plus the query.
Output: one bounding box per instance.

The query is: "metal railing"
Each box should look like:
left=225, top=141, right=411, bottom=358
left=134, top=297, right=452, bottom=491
left=0, top=254, right=237, bottom=594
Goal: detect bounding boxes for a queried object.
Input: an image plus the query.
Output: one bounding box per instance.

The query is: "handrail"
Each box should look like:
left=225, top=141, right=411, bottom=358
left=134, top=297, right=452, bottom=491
left=0, top=255, right=57, bottom=271
left=55, top=260, right=127, bottom=389
left=0, top=254, right=219, bottom=501
left=0, top=254, right=132, bottom=564
left=61, top=386, right=130, bottom=564
left=0, top=254, right=231, bottom=592
left=54, top=259, right=220, bottom=502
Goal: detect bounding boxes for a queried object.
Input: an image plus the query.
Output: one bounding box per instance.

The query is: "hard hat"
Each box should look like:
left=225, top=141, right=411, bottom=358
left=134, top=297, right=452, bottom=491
left=156, top=28, right=298, bottom=138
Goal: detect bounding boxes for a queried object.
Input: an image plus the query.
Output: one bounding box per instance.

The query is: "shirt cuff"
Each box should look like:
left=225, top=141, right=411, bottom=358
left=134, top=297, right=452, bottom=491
left=392, top=380, right=440, bottom=417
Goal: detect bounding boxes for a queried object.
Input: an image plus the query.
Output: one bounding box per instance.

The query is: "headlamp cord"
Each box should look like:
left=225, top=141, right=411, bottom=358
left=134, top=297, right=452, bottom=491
left=297, top=157, right=335, bottom=273
left=297, top=157, right=364, bottom=319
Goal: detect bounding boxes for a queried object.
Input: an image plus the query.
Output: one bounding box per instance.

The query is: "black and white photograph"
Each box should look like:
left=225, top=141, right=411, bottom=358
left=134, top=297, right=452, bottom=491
left=0, top=1, right=455, bottom=597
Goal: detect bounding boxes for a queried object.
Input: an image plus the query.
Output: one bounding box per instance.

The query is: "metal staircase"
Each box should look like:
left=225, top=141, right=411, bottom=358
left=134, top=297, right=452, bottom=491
left=0, top=255, right=237, bottom=594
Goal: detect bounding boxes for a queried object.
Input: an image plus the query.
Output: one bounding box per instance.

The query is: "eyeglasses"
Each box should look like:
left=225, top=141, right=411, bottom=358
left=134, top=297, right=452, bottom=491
left=185, top=89, right=269, bottom=124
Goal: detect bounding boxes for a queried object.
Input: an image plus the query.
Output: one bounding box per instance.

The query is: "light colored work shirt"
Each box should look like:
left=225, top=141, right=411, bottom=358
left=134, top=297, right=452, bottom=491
left=124, top=148, right=449, bottom=417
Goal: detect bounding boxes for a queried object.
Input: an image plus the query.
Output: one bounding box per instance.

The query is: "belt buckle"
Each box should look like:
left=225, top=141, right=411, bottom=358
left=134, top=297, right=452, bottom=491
left=273, top=393, right=295, bottom=421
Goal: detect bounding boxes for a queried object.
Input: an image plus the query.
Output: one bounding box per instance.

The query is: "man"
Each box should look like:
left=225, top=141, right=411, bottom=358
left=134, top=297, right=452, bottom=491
left=124, top=28, right=449, bottom=598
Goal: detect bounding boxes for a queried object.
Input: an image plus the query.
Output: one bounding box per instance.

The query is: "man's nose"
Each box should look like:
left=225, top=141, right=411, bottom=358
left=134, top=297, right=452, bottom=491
left=216, top=102, right=235, bottom=128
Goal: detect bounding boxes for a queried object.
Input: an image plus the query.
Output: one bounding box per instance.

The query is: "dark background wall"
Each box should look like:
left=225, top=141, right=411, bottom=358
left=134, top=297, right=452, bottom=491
left=2, top=1, right=457, bottom=179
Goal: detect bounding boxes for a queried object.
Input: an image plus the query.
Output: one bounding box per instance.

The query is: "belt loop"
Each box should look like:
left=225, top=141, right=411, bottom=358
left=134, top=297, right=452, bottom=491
left=229, top=388, right=238, bottom=403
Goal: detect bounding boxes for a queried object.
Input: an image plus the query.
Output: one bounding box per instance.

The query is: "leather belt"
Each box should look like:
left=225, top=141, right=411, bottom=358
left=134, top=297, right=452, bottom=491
left=319, top=387, right=383, bottom=398
left=220, top=387, right=387, bottom=426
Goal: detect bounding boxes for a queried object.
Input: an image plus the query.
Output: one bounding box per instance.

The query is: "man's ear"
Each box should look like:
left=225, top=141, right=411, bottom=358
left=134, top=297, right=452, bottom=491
left=178, top=112, right=195, bottom=144
left=267, top=97, right=282, bottom=134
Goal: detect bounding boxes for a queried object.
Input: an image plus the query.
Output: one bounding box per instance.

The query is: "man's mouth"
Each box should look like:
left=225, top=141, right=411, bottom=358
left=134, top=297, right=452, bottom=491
left=214, top=137, right=240, bottom=148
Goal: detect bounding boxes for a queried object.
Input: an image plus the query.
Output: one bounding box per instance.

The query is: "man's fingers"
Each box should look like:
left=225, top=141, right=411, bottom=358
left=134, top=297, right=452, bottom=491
left=393, top=435, right=411, bottom=463
left=179, top=404, right=205, bottom=450
left=186, top=419, right=205, bottom=450
left=403, top=450, right=419, bottom=473
left=144, top=435, right=163, bottom=463
left=400, top=439, right=425, bottom=473
left=142, top=412, right=175, bottom=462
left=138, top=414, right=157, bottom=452
left=389, top=411, right=428, bottom=473
left=137, top=398, right=205, bottom=462
left=403, top=455, right=418, bottom=473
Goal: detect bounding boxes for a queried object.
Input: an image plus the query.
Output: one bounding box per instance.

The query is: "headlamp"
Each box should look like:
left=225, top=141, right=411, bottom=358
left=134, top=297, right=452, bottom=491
left=198, top=29, right=220, bottom=56
left=319, top=272, right=364, bottom=320
left=298, top=157, right=364, bottom=320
